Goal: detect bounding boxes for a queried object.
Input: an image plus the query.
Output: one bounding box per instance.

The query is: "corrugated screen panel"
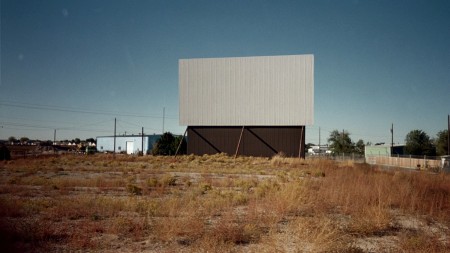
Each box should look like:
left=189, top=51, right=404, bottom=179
left=179, top=54, right=314, bottom=126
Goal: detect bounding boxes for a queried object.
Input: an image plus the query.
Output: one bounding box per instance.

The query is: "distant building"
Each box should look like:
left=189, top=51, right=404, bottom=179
left=179, top=54, right=314, bottom=158
left=365, top=144, right=405, bottom=157
left=96, top=135, right=162, bottom=155
left=308, top=145, right=331, bottom=155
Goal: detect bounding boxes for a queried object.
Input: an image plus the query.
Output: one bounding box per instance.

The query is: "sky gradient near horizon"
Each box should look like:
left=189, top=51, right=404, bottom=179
left=1, top=0, right=449, bottom=145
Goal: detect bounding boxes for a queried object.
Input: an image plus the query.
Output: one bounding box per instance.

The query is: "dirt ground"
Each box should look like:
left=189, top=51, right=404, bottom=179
left=0, top=154, right=449, bottom=252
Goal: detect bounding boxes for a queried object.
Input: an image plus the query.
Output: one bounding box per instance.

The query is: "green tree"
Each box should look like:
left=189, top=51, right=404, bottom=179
left=328, top=130, right=354, bottom=154
left=354, top=139, right=365, bottom=155
left=20, top=137, right=29, bottom=144
left=306, top=143, right=315, bottom=151
left=86, top=138, right=96, bottom=144
left=435, top=130, right=449, bottom=156
left=174, top=135, right=187, bottom=155
left=42, top=140, right=52, bottom=146
left=405, top=130, right=435, bottom=156
left=8, top=136, right=16, bottom=144
left=152, top=132, right=184, bottom=155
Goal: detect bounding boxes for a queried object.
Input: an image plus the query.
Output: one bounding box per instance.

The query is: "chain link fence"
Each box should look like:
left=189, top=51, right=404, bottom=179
left=306, top=153, right=446, bottom=172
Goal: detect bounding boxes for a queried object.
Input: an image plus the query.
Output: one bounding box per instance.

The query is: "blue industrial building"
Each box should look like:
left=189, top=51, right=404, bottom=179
left=96, top=135, right=162, bottom=155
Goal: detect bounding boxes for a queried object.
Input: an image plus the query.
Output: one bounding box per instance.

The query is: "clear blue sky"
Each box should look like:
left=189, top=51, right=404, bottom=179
left=1, top=0, right=449, bottom=145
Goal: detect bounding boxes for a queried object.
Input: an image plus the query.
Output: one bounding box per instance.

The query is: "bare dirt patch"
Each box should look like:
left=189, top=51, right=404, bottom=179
left=1, top=154, right=449, bottom=252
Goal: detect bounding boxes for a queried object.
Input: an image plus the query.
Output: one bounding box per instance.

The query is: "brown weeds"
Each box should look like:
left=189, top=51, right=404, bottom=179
left=0, top=154, right=449, bottom=252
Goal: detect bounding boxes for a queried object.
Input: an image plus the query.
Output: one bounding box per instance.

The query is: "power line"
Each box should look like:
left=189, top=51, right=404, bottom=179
left=117, top=119, right=145, bottom=128
left=0, top=122, right=54, bottom=129
left=0, top=121, right=111, bottom=133
left=116, top=119, right=161, bottom=133
left=57, top=119, right=112, bottom=130
left=304, top=126, right=392, bottom=145
left=1, top=126, right=52, bottom=132
left=0, top=115, right=90, bottom=125
left=0, top=100, right=178, bottom=119
left=0, top=118, right=112, bottom=131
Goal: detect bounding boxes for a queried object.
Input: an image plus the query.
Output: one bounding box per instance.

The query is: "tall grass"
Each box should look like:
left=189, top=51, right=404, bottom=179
left=0, top=154, right=449, bottom=252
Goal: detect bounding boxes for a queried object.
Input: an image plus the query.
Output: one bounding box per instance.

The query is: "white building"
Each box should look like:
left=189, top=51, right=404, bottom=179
left=96, top=135, right=162, bottom=155
left=308, top=145, right=331, bottom=155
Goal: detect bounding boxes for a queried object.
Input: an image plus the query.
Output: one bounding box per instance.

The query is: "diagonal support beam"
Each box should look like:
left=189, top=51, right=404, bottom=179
left=246, top=128, right=278, bottom=155
left=234, top=126, right=245, bottom=158
left=190, top=128, right=221, bottom=153
left=298, top=126, right=304, bottom=158
left=175, top=127, right=188, bottom=157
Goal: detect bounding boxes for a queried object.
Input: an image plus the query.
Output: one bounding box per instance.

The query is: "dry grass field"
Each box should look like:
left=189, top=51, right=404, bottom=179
left=0, top=154, right=449, bottom=252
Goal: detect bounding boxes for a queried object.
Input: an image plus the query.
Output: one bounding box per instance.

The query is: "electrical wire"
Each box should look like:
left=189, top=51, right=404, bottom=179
left=0, top=100, right=178, bottom=119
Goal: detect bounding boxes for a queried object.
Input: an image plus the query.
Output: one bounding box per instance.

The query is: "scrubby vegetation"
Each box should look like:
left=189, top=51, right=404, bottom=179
left=0, top=154, right=449, bottom=252
left=152, top=132, right=186, bottom=156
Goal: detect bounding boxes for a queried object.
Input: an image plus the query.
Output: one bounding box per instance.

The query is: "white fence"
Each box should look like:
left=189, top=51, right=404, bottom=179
left=365, top=155, right=441, bottom=171
left=307, top=153, right=443, bottom=172
left=306, top=153, right=365, bottom=163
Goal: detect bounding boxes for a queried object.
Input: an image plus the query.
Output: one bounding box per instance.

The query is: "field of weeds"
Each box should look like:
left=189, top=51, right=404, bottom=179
left=0, top=153, right=449, bottom=252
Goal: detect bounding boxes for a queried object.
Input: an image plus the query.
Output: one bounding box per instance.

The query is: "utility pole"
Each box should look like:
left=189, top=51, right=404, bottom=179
left=162, top=107, right=165, bottom=134
left=113, top=118, right=116, bottom=157
left=318, top=127, right=321, bottom=156
left=53, top=129, right=56, bottom=154
left=391, top=123, right=394, bottom=156
left=141, top=127, right=144, bottom=156
left=448, top=115, right=449, bottom=155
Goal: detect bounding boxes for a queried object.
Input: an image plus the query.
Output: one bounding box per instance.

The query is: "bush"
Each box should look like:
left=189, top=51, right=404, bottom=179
left=152, top=132, right=186, bottom=156
left=160, top=175, right=177, bottom=186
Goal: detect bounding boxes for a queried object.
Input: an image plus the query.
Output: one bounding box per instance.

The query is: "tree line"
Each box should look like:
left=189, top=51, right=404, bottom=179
left=326, top=129, right=448, bottom=156
left=6, top=136, right=96, bottom=145
left=5, top=129, right=448, bottom=157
